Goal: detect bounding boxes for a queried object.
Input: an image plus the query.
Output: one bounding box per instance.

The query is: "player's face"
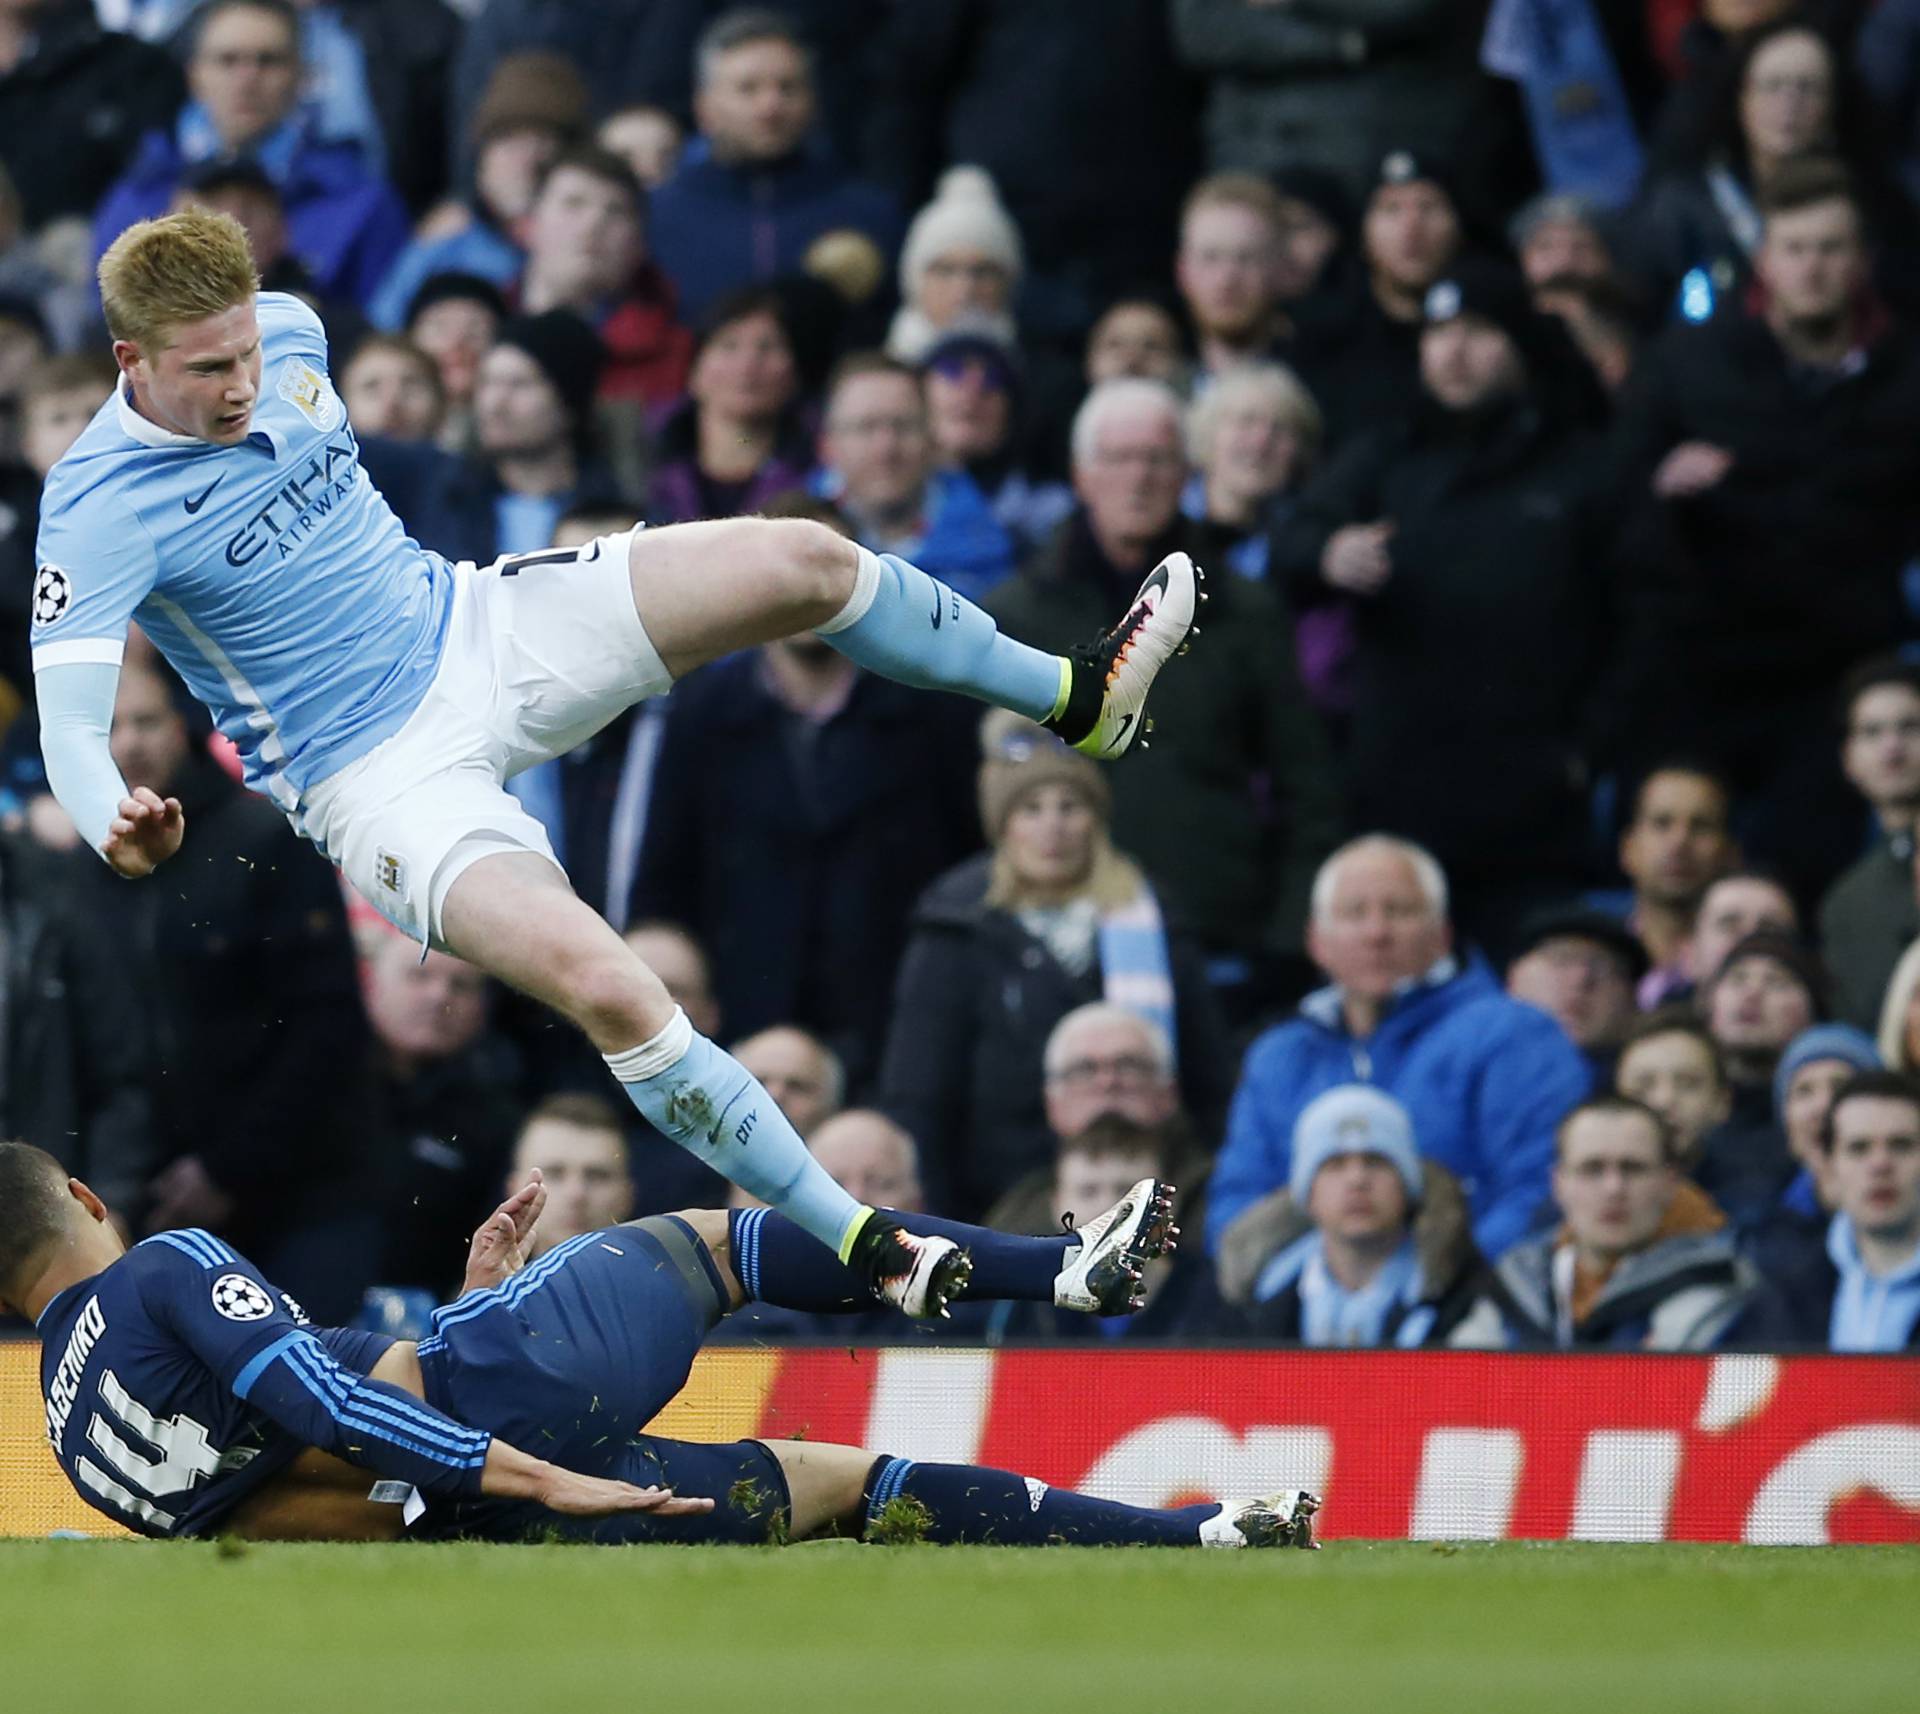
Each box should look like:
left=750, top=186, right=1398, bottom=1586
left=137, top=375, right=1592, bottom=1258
left=1828, top=1096, right=1920, bottom=1238
left=1307, top=1151, right=1412, bottom=1245
left=121, top=301, right=263, bottom=445
left=1554, top=1112, right=1675, bottom=1259
left=513, top=1119, right=631, bottom=1253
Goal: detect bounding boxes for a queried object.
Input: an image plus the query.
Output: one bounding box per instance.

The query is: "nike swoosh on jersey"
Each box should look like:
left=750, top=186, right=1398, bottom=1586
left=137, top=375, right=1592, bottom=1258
left=183, top=478, right=224, bottom=515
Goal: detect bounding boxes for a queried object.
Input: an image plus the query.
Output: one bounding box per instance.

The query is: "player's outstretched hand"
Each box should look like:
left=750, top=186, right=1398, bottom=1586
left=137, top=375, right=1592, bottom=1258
left=460, top=1169, right=547, bottom=1296
left=538, top=1469, right=716, bottom=1519
left=103, top=787, right=184, bottom=878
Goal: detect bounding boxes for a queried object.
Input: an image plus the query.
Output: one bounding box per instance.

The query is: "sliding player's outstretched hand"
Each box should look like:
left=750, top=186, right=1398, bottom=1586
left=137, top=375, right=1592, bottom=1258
left=461, top=1169, right=547, bottom=1295
left=103, top=787, right=184, bottom=877
left=539, top=1471, right=716, bottom=1519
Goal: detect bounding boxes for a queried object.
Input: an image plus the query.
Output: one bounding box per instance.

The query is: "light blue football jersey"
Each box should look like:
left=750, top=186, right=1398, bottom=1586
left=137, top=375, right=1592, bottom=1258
left=31, top=293, right=455, bottom=813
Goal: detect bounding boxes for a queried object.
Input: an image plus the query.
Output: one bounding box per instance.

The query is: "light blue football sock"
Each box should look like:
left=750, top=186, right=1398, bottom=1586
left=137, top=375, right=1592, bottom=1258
left=816, top=547, right=1068, bottom=723
left=605, top=1009, right=868, bottom=1258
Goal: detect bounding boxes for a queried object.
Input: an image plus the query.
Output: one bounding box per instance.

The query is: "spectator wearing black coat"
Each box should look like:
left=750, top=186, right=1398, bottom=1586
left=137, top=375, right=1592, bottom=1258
left=863, top=0, right=1201, bottom=342
left=1273, top=260, right=1616, bottom=951
left=630, top=636, right=982, bottom=1093
left=74, top=658, right=376, bottom=1322
left=0, top=0, right=183, bottom=232
left=1611, top=159, right=1920, bottom=902
left=880, top=712, right=1232, bottom=1221
left=1820, top=658, right=1920, bottom=1031
left=987, top=378, right=1342, bottom=993
left=0, top=831, right=155, bottom=1228
left=1288, top=150, right=1466, bottom=455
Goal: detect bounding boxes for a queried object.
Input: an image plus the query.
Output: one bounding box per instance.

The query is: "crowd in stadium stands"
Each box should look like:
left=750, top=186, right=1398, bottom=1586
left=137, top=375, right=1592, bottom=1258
left=8, top=0, right=1920, bottom=1355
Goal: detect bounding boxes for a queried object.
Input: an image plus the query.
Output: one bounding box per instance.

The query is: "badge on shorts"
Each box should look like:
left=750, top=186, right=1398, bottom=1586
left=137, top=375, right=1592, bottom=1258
left=375, top=849, right=407, bottom=896
left=278, top=358, right=340, bottom=430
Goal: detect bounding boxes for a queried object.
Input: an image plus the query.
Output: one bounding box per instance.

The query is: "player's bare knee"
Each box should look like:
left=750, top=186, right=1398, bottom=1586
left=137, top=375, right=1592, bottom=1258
left=557, top=948, right=670, bottom=1050
left=770, top=518, right=855, bottom=620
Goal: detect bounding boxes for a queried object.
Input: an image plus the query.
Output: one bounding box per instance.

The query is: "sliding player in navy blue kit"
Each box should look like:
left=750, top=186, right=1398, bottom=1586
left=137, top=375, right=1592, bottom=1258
left=3, top=1142, right=1318, bottom=1548
left=32, top=209, right=1202, bottom=1319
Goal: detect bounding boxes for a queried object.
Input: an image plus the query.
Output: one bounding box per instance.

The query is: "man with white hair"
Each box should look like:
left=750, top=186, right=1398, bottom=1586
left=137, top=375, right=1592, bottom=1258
left=1209, top=834, right=1590, bottom=1259
left=987, top=379, right=1341, bottom=990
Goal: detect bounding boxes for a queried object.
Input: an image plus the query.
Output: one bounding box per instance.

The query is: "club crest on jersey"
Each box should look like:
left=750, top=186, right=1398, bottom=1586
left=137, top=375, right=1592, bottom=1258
left=375, top=849, right=407, bottom=896
left=278, top=357, right=340, bottom=430
left=211, top=1273, right=274, bottom=1322
left=31, top=564, right=71, bottom=629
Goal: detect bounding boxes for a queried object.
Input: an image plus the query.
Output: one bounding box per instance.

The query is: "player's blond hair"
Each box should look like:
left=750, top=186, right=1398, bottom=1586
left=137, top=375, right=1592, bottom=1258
left=98, top=209, right=259, bottom=351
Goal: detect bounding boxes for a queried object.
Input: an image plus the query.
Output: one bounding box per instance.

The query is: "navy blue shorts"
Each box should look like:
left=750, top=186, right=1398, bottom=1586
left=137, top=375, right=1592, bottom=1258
left=412, top=1217, right=790, bottom=1545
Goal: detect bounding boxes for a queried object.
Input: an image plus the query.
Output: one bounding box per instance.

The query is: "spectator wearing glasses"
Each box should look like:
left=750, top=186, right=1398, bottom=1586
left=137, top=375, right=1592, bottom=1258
left=881, top=713, right=1231, bottom=1220
left=1821, top=659, right=1920, bottom=1031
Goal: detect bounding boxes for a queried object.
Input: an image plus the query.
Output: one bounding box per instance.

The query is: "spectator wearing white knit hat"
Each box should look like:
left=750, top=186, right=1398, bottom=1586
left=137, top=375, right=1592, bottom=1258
left=887, top=166, right=1023, bottom=363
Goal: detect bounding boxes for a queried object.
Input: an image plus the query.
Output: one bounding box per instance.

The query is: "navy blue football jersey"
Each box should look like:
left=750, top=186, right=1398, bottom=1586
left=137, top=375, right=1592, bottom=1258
left=37, top=1230, right=490, bottom=1538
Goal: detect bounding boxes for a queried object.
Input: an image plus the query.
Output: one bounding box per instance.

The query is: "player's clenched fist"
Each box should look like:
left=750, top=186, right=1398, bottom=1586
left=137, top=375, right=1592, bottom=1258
left=103, top=786, right=185, bottom=877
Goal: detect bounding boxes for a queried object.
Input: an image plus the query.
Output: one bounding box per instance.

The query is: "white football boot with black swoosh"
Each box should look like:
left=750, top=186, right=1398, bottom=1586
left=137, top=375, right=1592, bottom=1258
left=1053, top=1177, right=1180, bottom=1313
left=1198, top=1490, right=1323, bottom=1549
left=1043, top=551, right=1201, bottom=760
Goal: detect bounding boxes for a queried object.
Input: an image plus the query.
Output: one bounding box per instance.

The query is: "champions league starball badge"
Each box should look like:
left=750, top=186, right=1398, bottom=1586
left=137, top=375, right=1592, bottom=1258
left=31, top=564, right=72, bottom=629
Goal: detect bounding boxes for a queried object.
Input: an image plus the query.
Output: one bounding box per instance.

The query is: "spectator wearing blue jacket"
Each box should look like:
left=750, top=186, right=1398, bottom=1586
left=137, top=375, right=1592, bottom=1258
left=816, top=353, right=1016, bottom=606
left=648, top=10, right=902, bottom=323
left=1209, top=836, right=1590, bottom=1260
left=92, top=0, right=407, bottom=309
left=1757, top=1071, right=1920, bottom=1351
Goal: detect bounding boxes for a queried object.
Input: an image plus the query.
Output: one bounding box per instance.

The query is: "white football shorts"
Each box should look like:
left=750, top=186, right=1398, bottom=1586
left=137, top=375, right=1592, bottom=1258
left=297, top=526, right=670, bottom=946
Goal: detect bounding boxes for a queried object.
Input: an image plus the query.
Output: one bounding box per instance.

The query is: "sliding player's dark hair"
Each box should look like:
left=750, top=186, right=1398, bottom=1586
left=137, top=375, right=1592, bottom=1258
left=0, top=1141, right=75, bottom=1301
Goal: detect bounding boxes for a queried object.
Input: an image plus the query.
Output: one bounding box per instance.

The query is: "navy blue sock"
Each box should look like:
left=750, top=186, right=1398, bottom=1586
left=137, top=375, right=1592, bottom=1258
left=729, top=1207, right=1072, bottom=1309
left=863, top=1456, right=1216, bottom=1546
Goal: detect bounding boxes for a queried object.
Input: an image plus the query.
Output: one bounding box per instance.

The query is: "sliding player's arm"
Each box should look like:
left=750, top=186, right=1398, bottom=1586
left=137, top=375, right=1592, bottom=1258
left=139, top=1238, right=705, bottom=1517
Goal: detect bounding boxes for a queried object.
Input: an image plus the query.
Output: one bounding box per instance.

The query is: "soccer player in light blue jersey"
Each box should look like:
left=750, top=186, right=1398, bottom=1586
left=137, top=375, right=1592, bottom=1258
left=33, top=209, right=1201, bottom=1316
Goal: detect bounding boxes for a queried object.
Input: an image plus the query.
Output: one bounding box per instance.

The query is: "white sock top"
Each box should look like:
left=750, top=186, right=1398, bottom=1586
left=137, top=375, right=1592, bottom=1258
left=814, top=543, right=883, bottom=635
left=603, top=1005, right=695, bottom=1082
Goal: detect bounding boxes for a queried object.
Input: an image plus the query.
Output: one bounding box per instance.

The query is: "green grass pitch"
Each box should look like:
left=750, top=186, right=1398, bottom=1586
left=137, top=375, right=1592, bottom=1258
left=4, top=1540, right=1917, bottom=1714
